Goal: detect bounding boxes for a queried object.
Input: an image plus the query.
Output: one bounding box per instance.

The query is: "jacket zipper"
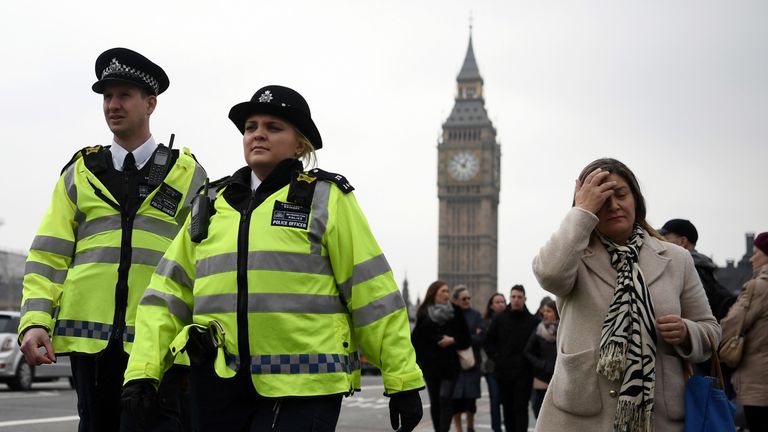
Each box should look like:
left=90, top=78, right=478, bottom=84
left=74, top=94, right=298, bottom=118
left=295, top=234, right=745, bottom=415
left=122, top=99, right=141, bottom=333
left=236, top=192, right=256, bottom=373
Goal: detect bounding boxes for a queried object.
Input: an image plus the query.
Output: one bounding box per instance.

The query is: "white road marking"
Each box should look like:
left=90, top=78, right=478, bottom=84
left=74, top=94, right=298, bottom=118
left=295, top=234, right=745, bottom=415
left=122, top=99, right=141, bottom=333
left=0, top=416, right=79, bottom=428
left=0, top=391, right=60, bottom=400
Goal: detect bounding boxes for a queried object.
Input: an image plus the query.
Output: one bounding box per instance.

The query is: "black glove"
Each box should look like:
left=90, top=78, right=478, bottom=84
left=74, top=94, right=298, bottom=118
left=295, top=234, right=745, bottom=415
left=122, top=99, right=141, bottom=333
left=185, top=327, right=216, bottom=365
left=121, top=379, right=159, bottom=424
left=388, top=389, right=423, bottom=431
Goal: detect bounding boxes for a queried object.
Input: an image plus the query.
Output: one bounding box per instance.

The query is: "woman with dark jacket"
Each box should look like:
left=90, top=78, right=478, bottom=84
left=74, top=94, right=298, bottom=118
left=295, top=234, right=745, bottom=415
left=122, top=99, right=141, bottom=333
left=524, top=299, right=559, bottom=419
left=412, top=280, right=471, bottom=432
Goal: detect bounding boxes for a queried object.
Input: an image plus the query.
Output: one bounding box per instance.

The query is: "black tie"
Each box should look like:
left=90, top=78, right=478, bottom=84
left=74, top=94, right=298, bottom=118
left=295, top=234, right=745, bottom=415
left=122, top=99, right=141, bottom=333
left=122, top=152, right=139, bottom=213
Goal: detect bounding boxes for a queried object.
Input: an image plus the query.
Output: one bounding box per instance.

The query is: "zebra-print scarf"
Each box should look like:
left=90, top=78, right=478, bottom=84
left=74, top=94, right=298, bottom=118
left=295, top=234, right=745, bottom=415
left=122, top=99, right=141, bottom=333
left=596, top=226, right=657, bottom=432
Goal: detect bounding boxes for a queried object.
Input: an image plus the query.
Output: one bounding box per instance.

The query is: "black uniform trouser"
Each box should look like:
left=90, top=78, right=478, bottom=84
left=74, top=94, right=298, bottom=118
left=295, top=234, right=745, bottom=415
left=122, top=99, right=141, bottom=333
left=190, top=358, right=342, bottom=432
left=423, top=374, right=454, bottom=432
left=70, top=340, right=192, bottom=432
left=497, top=376, right=532, bottom=432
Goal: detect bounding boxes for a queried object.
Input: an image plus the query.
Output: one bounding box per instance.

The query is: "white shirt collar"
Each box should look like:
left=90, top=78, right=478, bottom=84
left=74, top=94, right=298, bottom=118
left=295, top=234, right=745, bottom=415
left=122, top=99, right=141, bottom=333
left=110, top=136, right=157, bottom=171
left=250, top=171, right=262, bottom=191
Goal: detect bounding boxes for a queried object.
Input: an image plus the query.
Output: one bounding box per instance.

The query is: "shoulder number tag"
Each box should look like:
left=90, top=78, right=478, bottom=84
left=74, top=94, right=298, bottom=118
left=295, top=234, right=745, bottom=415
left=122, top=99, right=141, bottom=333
left=150, top=183, right=182, bottom=217
left=271, top=201, right=310, bottom=229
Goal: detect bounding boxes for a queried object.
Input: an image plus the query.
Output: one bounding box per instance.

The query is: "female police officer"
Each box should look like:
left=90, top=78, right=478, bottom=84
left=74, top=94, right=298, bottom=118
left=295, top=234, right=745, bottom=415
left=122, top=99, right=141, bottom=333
left=122, top=85, right=424, bottom=431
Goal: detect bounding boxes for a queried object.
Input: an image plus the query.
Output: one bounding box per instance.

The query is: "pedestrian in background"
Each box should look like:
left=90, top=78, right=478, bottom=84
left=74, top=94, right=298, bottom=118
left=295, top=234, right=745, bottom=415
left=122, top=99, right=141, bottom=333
left=720, top=231, right=768, bottom=431
left=482, top=293, right=506, bottom=432
left=532, top=158, right=719, bottom=431
left=524, top=299, right=559, bottom=419
left=484, top=284, right=539, bottom=432
left=451, top=285, right=484, bottom=432
left=122, top=85, right=423, bottom=431
left=659, top=218, right=736, bottom=321
left=412, top=280, right=471, bottom=432
left=18, top=48, right=205, bottom=431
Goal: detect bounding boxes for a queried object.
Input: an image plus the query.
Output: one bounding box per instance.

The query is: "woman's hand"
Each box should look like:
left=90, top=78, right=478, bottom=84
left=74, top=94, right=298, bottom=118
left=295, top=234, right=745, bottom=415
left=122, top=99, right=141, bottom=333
left=574, top=168, right=617, bottom=215
left=657, top=315, right=691, bottom=348
left=437, top=335, right=455, bottom=348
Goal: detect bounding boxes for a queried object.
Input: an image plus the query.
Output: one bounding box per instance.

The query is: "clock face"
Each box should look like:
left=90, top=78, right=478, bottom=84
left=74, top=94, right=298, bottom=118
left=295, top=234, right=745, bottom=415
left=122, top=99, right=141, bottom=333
left=448, top=150, right=480, bottom=181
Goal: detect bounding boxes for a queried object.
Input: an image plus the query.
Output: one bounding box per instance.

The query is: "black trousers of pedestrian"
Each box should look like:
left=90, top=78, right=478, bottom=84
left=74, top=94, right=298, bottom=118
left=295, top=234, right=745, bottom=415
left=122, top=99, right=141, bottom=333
left=189, top=358, right=342, bottom=431
left=70, top=340, right=192, bottom=432
left=497, top=377, right=532, bottom=432
left=423, top=374, right=454, bottom=432
left=744, top=405, right=768, bottom=432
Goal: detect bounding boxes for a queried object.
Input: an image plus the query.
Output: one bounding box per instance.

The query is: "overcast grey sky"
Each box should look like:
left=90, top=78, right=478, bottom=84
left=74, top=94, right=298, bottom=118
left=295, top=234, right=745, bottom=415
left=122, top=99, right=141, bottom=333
left=1, top=0, right=766, bottom=307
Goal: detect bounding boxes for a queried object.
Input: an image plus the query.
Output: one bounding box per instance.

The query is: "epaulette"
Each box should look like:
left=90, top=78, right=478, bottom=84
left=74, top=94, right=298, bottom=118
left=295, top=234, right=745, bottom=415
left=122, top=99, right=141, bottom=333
left=60, top=145, right=109, bottom=175
left=307, top=168, right=354, bottom=194
left=196, top=175, right=231, bottom=198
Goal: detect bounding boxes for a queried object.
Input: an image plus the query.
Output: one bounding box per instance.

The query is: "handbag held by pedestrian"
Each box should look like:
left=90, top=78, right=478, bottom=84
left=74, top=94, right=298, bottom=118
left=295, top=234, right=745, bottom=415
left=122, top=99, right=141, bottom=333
left=683, top=334, right=735, bottom=432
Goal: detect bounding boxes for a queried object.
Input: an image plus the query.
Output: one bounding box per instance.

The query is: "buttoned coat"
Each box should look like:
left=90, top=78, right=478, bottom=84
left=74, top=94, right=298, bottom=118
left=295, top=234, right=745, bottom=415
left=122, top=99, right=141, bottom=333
left=532, top=208, right=720, bottom=432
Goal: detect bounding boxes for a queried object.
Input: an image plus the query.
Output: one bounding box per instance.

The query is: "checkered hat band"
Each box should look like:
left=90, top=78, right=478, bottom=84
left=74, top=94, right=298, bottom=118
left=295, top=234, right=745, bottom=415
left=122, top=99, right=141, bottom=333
left=102, top=58, right=159, bottom=94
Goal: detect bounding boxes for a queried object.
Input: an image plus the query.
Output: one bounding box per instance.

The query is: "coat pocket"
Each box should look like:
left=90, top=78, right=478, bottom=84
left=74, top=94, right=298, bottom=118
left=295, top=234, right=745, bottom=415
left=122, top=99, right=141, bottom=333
left=550, top=347, right=602, bottom=416
left=659, top=354, right=685, bottom=421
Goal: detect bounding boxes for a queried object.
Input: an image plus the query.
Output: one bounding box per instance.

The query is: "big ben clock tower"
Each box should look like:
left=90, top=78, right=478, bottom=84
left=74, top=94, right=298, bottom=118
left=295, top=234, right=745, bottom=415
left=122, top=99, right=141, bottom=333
left=437, top=32, right=501, bottom=311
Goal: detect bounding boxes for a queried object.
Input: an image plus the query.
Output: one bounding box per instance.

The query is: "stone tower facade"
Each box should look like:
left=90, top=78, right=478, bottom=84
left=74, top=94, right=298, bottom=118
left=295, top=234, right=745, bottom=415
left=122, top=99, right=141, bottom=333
left=437, top=33, right=501, bottom=311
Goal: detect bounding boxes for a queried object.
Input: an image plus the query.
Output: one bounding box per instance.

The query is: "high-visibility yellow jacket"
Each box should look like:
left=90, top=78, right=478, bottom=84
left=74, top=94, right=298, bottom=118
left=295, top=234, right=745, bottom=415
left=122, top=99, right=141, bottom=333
left=125, top=161, right=423, bottom=397
left=19, top=145, right=206, bottom=355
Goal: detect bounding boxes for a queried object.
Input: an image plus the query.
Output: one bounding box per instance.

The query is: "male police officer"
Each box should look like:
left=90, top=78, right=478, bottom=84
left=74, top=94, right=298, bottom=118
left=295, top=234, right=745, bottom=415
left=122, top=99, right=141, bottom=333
left=18, top=48, right=206, bottom=431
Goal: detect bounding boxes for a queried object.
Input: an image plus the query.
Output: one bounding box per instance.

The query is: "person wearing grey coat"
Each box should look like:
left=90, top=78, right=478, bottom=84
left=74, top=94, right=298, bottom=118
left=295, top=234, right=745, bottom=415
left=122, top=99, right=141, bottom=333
left=532, top=158, right=719, bottom=432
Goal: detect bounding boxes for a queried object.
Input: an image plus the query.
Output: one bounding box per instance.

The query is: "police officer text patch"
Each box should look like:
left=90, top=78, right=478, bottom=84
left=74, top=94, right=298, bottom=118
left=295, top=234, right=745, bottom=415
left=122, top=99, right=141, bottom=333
left=150, top=183, right=182, bottom=217
left=272, top=201, right=310, bottom=229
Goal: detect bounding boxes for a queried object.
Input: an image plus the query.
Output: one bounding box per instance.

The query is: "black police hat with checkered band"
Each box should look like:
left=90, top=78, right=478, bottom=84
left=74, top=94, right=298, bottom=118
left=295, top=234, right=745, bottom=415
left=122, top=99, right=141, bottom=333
left=228, top=85, right=323, bottom=149
left=92, top=48, right=169, bottom=96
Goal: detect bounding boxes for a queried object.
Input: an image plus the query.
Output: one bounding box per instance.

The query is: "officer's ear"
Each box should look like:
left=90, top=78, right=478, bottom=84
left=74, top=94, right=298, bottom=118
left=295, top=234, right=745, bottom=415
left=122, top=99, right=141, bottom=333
left=145, top=94, right=157, bottom=116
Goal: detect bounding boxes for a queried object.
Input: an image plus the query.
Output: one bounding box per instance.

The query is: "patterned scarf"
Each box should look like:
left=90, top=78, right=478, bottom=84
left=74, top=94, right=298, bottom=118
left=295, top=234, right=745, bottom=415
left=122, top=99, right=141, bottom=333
left=596, top=226, right=657, bottom=432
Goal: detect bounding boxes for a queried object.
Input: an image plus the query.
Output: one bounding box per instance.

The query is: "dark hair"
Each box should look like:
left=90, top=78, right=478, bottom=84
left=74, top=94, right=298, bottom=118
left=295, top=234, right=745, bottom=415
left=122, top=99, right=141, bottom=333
left=484, top=293, right=506, bottom=321
left=417, top=280, right=448, bottom=318
left=541, top=300, right=560, bottom=320
left=575, top=158, right=662, bottom=239
left=510, top=284, right=525, bottom=295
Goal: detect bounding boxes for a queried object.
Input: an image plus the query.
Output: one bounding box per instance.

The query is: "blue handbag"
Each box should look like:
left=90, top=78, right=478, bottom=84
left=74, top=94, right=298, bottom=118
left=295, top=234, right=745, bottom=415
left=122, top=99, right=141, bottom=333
left=683, top=334, right=736, bottom=432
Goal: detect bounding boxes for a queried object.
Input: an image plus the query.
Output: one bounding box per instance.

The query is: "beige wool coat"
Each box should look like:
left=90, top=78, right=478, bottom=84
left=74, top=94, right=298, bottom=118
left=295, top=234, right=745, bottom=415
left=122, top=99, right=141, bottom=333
left=721, top=264, right=768, bottom=406
left=532, top=208, right=720, bottom=432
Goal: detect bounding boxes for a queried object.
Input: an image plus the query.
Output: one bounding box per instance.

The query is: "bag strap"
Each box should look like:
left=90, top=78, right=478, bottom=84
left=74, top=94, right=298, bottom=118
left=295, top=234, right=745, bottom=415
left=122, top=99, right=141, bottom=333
left=683, top=332, right=725, bottom=390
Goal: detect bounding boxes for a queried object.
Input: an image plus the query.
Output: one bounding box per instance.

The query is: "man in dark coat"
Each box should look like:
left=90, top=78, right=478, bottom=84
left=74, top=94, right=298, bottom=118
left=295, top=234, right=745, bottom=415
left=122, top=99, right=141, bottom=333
left=484, top=285, right=540, bottom=432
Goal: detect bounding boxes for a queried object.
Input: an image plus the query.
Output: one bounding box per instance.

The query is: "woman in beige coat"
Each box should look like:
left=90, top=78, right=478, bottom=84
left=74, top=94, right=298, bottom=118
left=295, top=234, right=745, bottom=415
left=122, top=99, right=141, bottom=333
left=720, top=231, right=768, bottom=431
left=532, top=158, right=720, bottom=432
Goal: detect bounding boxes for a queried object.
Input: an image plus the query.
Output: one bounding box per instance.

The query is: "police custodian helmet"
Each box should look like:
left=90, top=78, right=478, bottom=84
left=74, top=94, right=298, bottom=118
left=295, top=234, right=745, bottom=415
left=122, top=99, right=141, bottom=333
left=228, top=85, right=323, bottom=149
left=92, top=47, right=169, bottom=96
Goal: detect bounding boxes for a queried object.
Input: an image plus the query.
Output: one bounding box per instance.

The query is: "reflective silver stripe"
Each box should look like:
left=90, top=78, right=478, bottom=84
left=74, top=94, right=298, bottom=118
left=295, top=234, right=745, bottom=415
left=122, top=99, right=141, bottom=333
left=77, top=215, right=179, bottom=241
left=134, top=215, right=180, bottom=240
left=250, top=251, right=332, bottom=275
left=55, top=319, right=112, bottom=341
left=337, top=254, right=392, bottom=301
left=20, top=298, right=54, bottom=316
left=155, top=258, right=194, bottom=289
left=177, top=163, right=207, bottom=226
left=195, top=293, right=346, bottom=315
left=30, top=235, right=75, bottom=257
left=64, top=166, right=77, bottom=205
left=196, top=253, right=237, bottom=278
left=24, top=261, right=67, bottom=284
left=141, top=288, right=192, bottom=323
left=76, top=215, right=120, bottom=241
left=132, top=248, right=165, bottom=266
left=72, top=247, right=163, bottom=267
left=196, top=252, right=332, bottom=279
left=308, top=182, right=330, bottom=255
left=352, top=291, right=406, bottom=328
left=226, top=351, right=361, bottom=374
